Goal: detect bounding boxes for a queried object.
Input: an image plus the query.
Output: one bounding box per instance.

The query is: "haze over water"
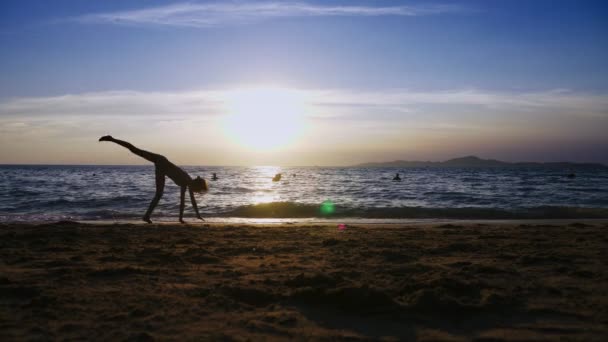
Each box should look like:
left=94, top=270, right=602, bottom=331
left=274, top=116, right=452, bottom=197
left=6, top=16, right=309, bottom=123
left=1, top=165, right=607, bottom=222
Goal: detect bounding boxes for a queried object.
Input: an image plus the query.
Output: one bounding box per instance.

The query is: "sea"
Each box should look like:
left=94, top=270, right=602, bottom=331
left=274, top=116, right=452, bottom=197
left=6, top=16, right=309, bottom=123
left=1, top=165, right=607, bottom=222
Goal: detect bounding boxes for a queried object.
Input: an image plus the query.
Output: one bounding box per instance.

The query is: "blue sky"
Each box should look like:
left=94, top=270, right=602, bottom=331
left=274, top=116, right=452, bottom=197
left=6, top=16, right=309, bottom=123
left=1, top=1, right=607, bottom=165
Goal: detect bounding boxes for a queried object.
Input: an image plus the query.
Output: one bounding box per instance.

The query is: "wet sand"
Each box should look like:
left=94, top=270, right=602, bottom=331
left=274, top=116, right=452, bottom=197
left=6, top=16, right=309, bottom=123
left=1, top=220, right=607, bottom=341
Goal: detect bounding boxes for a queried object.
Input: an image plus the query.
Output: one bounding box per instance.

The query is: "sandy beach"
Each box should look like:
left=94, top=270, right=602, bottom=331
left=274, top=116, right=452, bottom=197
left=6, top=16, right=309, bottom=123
left=1, top=220, right=606, bottom=341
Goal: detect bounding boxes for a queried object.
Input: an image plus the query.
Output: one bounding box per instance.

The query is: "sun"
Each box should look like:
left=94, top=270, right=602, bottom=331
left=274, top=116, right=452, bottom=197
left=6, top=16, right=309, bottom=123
left=221, top=87, right=309, bottom=151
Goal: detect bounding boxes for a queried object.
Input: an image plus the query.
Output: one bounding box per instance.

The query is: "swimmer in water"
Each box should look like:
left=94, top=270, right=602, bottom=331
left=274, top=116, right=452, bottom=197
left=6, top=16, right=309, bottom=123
left=212, top=173, right=218, bottom=181
left=393, top=173, right=402, bottom=181
left=99, top=135, right=207, bottom=223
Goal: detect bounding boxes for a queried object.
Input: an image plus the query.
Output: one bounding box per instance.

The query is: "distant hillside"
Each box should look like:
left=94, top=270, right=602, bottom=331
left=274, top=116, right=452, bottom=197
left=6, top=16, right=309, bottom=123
left=353, top=156, right=607, bottom=169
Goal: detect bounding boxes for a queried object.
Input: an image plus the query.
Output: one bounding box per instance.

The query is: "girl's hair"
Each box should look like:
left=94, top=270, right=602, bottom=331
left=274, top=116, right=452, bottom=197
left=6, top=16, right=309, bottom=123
left=191, top=176, right=208, bottom=193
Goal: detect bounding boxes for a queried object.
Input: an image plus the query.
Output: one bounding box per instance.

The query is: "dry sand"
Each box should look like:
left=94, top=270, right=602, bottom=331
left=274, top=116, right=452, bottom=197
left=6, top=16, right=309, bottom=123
left=1, top=220, right=607, bottom=341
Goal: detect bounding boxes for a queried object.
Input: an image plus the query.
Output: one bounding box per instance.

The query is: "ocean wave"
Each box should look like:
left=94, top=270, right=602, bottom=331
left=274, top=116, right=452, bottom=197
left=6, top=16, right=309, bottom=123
left=41, top=196, right=147, bottom=209
left=218, top=202, right=608, bottom=219
left=14, top=188, right=47, bottom=195
left=76, top=210, right=138, bottom=220
left=564, top=187, right=608, bottom=193
left=2, top=202, right=608, bottom=222
left=215, top=187, right=273, bottom=194
left=516, top=187, right=537, bottom=192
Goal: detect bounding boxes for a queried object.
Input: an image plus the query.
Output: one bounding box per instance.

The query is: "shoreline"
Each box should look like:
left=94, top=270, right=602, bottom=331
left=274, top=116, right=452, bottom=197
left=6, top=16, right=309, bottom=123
left=3, top=217, right=608, bottom=226
left=4, top=204, right=608, bottom=224
left=1, top=220, right=606, bottom=340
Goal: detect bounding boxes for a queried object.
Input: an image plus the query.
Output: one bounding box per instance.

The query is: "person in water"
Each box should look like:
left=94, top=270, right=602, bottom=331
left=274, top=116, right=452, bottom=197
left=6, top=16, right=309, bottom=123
left=99, top=135, right=207, bottom=223
left=212, top=173, right=218, bottom=181
left=393, top=173, right=401, bottom=181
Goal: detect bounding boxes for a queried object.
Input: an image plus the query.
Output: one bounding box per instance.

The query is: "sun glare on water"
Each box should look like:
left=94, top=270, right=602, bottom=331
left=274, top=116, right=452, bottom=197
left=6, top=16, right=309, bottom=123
left=221, top=87, right=309, bottom=150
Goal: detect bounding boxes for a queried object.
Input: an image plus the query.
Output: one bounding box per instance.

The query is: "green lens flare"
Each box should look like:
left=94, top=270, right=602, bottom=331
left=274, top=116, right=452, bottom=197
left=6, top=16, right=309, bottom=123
left=320, top=200, right=335, bottom=215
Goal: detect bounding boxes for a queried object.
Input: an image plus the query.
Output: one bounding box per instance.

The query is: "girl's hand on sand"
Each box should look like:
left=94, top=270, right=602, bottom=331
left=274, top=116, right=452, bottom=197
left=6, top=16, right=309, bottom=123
left=99, top=135, right=113, bottom=142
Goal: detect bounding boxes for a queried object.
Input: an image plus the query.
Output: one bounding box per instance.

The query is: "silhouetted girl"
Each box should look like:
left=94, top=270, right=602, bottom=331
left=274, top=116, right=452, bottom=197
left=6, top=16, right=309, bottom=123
left=99, top=135, right=207, bottom=223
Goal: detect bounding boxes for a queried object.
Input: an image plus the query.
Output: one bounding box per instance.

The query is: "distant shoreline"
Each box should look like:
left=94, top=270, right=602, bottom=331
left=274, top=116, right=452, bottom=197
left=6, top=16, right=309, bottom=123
left=353, top=155, right=607, bottom=168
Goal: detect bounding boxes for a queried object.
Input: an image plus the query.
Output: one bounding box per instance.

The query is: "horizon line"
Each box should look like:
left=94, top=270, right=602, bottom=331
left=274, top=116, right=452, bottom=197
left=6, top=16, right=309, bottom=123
left=1, top=159, right=606, bottom=168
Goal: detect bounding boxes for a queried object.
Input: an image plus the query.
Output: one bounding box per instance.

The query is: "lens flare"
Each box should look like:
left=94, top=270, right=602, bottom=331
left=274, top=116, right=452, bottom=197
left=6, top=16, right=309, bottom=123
left=320, top=200, right=335, bottom=215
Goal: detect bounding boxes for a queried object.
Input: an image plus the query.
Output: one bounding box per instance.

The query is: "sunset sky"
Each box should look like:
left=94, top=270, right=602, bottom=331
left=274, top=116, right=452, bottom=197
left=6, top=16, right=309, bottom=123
left=1, top=0, right=607, bottom=166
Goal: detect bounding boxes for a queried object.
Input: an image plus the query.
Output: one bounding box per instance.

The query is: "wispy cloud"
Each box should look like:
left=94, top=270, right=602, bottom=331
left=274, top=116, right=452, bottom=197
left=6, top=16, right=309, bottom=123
left=0, top=90, right=225, bottom=118
left=311, top=88, right=608, bottom=114
left=77, top=2, right=466, bottom=28
left=1, top=88, right=607, bottom=119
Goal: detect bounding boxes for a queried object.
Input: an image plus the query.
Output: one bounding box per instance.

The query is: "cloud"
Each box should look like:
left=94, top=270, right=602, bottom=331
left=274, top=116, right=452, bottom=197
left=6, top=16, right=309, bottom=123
left=309, top=88, right=608, bottom=112
left=1, top=87, right=607, bottom=164
left=1, top=88, right=607, bottom=121
left=0, top=90, right=226, bottom=118
left=77, top=2, right=466, bottom=28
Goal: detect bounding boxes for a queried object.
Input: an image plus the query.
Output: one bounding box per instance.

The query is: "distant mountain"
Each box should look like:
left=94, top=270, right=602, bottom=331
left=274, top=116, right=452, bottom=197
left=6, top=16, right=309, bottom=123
left=353, top=156, right=607, bottom=169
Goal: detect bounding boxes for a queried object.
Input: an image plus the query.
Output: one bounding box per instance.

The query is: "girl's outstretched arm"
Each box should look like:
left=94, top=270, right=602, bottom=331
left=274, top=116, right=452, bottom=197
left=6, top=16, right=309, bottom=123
left=189, top=188, right=204, bottom=221
left=179, top=186, right=187, bottom=224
